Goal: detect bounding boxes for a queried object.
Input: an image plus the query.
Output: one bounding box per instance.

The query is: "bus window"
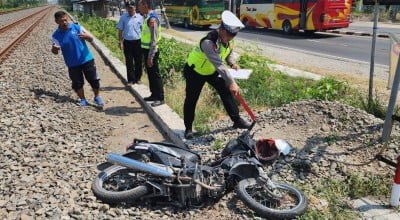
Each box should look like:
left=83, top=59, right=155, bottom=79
left=164, top=0, right=224, bottom=28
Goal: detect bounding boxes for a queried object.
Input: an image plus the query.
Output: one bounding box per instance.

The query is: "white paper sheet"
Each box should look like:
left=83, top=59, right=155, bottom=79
left=228, top=69, right=252, bottom=79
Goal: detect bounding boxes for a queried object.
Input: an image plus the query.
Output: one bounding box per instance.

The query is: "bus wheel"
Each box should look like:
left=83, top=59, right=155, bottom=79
left=282, top=20, right=292, bottom=34
left=242, top=18, right=249, bottom=27
left=184, top=18, right=190, bottom=29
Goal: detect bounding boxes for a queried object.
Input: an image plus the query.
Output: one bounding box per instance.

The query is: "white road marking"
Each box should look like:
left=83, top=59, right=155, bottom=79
left=237, top=37, right=389, bottom=69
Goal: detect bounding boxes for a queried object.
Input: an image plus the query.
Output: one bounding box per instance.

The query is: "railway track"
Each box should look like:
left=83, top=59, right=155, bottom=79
left=0, top=6, right=53, bottom=63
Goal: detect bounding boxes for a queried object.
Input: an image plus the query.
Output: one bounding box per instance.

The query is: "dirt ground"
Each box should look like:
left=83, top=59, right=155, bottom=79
left=84, top=45, right=168, bottom=153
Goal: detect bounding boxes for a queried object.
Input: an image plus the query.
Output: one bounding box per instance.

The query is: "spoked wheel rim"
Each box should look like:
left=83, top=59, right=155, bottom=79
left=100, top=166, right=147, bottom=193
left=243, top=179, right=303, bottom=211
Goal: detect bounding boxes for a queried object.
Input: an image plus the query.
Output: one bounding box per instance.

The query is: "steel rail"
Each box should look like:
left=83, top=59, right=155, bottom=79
left=0, top=7, right=53, bottom=63
left=0, top=6, right=51, bottom=34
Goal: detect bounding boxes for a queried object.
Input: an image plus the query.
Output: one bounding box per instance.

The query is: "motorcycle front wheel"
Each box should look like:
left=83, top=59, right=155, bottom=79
left=236, top=178, right=308, bottom=219
left=92, top=165, right=150, bottom=204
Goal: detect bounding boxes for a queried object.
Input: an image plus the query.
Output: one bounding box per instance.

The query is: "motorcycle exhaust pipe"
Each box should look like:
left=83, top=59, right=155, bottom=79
left=107, top=153, right=174, bottom=178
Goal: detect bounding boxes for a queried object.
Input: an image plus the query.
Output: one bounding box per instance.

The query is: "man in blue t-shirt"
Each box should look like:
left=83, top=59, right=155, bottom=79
left=51, top=11, right=104, bottom=107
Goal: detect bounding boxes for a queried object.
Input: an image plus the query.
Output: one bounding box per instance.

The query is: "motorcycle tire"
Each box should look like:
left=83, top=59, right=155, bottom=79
left=236, top=178, right=308, bottom=219
left=92, top=165, right=149, bottom=204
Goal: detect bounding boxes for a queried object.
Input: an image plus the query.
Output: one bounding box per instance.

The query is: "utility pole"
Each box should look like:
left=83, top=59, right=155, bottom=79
left=159, top=0, right=170, bottom=29
left=358, top=0, right=364, bottom=12
left=368, top=0, right=379, bottom=108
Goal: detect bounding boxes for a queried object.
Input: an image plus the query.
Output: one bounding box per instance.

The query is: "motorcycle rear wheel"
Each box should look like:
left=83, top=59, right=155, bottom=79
left=236, top=178, right=308, bottom=219
left=92, top=165, right=149, bottom=204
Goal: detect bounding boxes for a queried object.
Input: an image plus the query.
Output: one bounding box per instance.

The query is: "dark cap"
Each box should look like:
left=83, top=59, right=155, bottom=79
left=125, top=0, right=136, bottom=7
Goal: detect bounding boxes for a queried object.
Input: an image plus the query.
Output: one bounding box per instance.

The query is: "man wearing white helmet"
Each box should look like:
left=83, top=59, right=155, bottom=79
left=183, top=10, right=251, bottom=139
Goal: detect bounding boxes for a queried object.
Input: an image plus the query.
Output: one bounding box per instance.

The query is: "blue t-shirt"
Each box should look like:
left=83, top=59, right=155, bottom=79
left=52, top=23, right=93, bottom=68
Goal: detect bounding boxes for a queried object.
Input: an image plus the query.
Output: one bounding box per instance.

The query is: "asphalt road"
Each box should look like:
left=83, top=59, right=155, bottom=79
left=173, top=26, right=391, bottom=67
left=347, top=21, right=400, bottom=35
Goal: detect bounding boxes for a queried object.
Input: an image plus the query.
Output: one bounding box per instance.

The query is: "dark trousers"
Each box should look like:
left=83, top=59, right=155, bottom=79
left=123, top=39, right=142, bottom=83
left=68, top=59, right=100, bottom=91
left=143, top=49, right=164, bottom=101
left=183, top=64, right=240, bottom=130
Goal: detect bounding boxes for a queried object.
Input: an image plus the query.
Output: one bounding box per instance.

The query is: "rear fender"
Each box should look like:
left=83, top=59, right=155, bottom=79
left=229, top=162, right=260, bottom=180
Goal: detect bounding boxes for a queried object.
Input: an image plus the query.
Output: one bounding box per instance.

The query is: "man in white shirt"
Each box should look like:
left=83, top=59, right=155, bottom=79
left=117, top=1, right=144, bottom=84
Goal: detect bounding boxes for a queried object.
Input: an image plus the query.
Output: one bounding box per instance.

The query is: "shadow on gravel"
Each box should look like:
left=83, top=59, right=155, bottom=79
left=226, top=196, right=259, bottom=217
left=104, top=106, right=145, bottom=116
left=289, top=124, right=383, bottom=179
left=31, top=88, right=76, bottom=103
left=105, top=194, right=258, bottom=218
left=101, top=86, right=126, bottom=91
left=189, top=127, right=239, bottom=145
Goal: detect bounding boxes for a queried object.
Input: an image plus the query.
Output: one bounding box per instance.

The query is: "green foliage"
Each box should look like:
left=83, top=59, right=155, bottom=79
left=357, top=94, right=391, bottom=119
left=211, top=139, right=224, bottom=151
left=237, top=54, right=349, bottom=108
left=158, top=38, right=192, bottom=84
left=305, top=77, right=349, bottom=101
left=347, top=174, right=391, bottom=198
left=300, top=173, right=391, bottom=219
left=0, top=0, right=45, bottom=10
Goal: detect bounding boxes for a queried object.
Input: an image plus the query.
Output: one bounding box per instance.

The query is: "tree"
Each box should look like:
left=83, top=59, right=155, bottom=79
left=388, top=5, right=399, bottom=22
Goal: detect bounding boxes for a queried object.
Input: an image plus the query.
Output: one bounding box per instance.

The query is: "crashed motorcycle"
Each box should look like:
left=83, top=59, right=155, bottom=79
left=92, top=127, right=308, bottom=219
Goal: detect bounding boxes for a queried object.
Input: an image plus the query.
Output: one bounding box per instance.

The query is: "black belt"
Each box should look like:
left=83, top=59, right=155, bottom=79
left=124, top=39, right=140, bottom=42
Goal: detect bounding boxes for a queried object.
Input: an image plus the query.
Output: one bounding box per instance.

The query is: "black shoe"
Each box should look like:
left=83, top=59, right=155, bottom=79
left=151, top=100, right=164, bottom=107
left=184, top=129, right=193, bottom=139
left=144, top=96, right=156, bottom=101
left=233, top=118, right=252, bottom=129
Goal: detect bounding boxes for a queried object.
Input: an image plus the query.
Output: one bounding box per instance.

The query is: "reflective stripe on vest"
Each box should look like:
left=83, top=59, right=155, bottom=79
left=141, top=12, right=161, bottom=49
left=187, top=38, right=233, bottom=76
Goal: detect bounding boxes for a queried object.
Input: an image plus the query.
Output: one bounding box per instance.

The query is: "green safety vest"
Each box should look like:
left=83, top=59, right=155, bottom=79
left=187, top=32, right=233, bottom=76
left=141, top=12, right=161, bottom=49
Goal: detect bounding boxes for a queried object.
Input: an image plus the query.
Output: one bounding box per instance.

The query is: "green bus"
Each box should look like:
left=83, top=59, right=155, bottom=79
left=164, top=0, right=224, bottom=28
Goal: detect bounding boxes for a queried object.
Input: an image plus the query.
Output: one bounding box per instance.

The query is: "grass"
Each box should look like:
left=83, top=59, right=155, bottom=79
left=211, top=139, right=225, bottom=151
left=300, top=173, right=392, bottom=219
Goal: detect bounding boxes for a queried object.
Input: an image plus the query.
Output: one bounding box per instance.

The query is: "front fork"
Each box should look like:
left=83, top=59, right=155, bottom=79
left=257, top=167, right=282, bottom=198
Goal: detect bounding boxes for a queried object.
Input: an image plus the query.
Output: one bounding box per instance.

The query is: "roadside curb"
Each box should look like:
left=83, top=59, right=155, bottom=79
left=88, top=35, right=187, bottom=148
left=322, top=29, right=390, bottom=38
